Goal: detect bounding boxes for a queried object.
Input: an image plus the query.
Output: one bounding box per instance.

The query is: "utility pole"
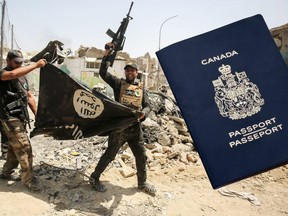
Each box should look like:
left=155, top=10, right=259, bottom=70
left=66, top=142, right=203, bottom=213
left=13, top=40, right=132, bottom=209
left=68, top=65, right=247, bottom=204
left=0, top=0, right=6, bottom=68
left=11, top=24, right=13, bottom=49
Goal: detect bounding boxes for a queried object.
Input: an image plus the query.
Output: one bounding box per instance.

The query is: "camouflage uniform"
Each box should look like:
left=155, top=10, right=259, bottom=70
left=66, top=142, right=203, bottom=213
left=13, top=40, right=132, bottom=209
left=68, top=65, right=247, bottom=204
left=1, top=77, right=29, bottom=159
left=1, top=117, right=33, bottom=185
left=0, top=69, right=35, bottom=187
left=0, top=123, right=8, bottom=158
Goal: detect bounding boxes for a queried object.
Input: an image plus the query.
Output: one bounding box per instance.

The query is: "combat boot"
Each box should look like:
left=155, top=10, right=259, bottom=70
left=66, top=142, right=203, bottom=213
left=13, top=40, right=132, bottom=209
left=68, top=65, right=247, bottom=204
left=0, top=173, right=21, bottom=181
left=89, top=177, right=107, bottom=192
left=138, top=182, right=157, bottom=195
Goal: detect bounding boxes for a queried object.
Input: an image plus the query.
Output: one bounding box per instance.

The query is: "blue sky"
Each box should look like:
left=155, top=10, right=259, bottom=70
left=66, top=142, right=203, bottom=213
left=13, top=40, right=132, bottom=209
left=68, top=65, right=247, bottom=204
left=3, top=0, right=288, bottom=58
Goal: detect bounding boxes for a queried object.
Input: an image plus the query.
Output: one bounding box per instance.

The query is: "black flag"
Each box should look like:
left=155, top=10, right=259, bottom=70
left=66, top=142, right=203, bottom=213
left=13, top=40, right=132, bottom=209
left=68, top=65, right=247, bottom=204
left=30, top=64, right=141, bottom=140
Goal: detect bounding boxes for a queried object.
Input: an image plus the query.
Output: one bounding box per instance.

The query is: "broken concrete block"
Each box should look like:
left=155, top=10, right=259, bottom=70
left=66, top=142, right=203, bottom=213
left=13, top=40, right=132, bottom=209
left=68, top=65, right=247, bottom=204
left=158, top=132, right=171, bottom=146
left=118, top=158, right=136, bottom=178
left=153, top=153, right=165, bottom=159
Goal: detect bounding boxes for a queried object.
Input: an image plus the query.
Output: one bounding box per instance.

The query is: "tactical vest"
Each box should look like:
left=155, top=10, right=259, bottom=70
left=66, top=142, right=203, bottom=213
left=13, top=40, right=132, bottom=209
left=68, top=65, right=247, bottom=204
left=0, top=72, right=29, bottom=122
left=119, top=81, right=143, bottom=111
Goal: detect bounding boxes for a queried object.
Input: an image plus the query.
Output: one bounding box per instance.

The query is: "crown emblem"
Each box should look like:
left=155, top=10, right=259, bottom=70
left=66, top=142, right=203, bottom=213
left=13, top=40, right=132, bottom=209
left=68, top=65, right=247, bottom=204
left=218, top=64, right=231, bottom=75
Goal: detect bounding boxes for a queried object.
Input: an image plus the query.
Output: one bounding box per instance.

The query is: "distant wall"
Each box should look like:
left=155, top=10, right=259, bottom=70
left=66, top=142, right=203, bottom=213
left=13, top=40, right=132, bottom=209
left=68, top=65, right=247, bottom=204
left=271, top=23, right=288, bottom=65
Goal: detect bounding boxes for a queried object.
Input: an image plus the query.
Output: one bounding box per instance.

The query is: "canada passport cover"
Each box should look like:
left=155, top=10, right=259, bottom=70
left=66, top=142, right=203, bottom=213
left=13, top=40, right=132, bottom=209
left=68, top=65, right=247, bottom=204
left=156, top=14, right=288, bottom=189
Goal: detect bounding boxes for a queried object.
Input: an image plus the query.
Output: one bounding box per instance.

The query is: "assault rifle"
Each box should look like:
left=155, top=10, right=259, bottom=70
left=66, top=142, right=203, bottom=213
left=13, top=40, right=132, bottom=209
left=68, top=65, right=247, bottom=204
left=105, top=2, right=134, bottom=67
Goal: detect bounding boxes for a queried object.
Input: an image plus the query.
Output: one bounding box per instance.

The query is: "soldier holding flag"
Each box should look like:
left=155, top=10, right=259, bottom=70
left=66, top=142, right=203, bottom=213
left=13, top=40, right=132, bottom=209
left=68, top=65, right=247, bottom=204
left=0, top=50, right=46, bottom=191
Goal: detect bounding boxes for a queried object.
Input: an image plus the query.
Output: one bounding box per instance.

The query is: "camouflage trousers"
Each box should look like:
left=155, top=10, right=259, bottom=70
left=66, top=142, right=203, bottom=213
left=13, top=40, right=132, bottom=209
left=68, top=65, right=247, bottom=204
left=0, top=117, right=33, bottom=185
left=91, top=123, right=148, bottom=185
left=1, top=123, right=9, bottom=155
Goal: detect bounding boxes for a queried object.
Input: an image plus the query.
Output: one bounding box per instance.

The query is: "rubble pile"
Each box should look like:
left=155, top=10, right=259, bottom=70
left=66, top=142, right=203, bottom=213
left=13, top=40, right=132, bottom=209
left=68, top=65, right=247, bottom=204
left=142, top=114, right=196, bottom=170
left=107, top=91, right=198, bottom=177
left=32, top=135, right=108, bottom=171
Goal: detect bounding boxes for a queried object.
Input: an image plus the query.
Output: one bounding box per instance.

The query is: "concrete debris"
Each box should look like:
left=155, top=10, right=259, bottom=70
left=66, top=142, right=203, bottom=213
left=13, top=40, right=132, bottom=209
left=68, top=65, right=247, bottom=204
left=178, top=165, right=186, bottom=172
left=102, top=96, right=195, bottom=173
left=180, top=152, right=188, bottom=164
left=118, top=158, right=136, bottom=178
left=136, top=91, right=196, bottom=170
left=153, top=153, right=165, bottom=159
left=144, top=142, right=157, bottom=150
left=166, top=152, right=179, bottom=160
left=187, top=153, right=198, bottom=163
left=157, top=132, right=172, bottom=146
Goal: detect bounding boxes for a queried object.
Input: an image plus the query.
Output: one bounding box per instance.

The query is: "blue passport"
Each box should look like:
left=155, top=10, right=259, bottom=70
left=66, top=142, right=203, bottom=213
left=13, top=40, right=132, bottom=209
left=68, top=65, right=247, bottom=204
left=156, top=14, right=288, bottom=189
